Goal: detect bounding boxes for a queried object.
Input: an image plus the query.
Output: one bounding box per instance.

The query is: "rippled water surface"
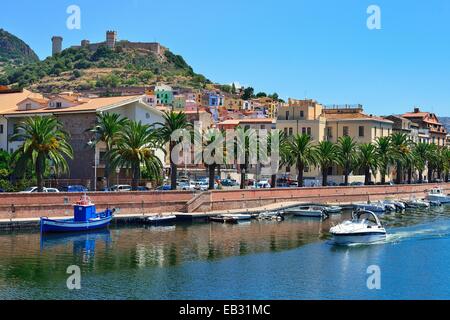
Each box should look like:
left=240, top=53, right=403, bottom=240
left=1, top=206, right=450, bottom=299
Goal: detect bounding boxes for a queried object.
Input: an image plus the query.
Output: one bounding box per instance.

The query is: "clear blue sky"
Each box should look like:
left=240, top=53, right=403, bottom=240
left=1, top=0, right=450, bottom=116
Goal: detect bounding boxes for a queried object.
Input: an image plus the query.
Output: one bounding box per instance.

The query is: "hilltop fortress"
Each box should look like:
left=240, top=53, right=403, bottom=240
left=51, top=30, right=166, bottom=56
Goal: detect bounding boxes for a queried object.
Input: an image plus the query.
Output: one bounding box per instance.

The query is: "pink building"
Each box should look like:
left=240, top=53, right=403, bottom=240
left=185, top=99, right=198, bottom=112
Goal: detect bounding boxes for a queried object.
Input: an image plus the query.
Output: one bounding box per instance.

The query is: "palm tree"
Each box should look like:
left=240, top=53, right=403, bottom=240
left=198, top=128, right=225, bottom=190
left=443, top=147, right=450, bottom=182
left=314, top=140, right=338, bottom=187
left=412, top=142, right=429, bottom=183
left=157, top=111, right=192, bottom=190
left=107, top=121, right=163, bottom=190
left=336, top=136, right=357, bottom=186
left=284, top=134, right=315, bottom=187
left=390, top=133, right=412, bottom=184
left=267, top=130, right=288, bottom=188
left=88, top=112, right=128, bottom=187
left=10, top=116, right=73, bottom=192
left=234, top=126, right=257, bottom=189
left=375, top=136, right=393, bottom=185
left=356, top=143, right=378, bottom=185
left=426, top=144, right=439, bottom=182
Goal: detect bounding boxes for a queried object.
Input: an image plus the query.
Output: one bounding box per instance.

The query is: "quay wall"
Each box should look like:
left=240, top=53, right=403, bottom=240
left=0, top=191, right=194, bottom=220
left=189, top=183, right=450, bottom=212
left=0, top=183, right=449, bottom=219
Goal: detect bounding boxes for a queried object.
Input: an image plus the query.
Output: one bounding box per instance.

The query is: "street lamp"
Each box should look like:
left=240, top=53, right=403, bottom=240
left=87, top=140, right=99, bottom=191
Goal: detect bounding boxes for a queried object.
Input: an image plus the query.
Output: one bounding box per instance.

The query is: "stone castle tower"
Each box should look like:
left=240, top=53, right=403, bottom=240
left=106, top=31, right=117, bottom=48
left=52, top=36, right=63, bottom=56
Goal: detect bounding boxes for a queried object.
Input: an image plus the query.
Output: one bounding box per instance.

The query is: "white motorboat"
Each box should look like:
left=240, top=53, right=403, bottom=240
left=291, top=206, right=328, bottom=218
left=426, top=187, right=450, bottom=204
left=210, top=214, right=252, bottom=224
left=147, top=214, right=177, bottom=224
left=382, top=199, right=406, bottom=211
left=330, top=210, right=387, bottom=245
left=354, top=202, right=386, bottom=213
left=258, top=211, right=284, bottom=221
left=323, top=206, right=343, bottom=214
left=404, top=197, right=430, bottom=209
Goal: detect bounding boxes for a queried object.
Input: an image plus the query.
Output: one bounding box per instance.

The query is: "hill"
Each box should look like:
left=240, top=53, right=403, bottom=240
left=440, top=117, right=450, bottom=132
left=0, top=29, right=39, bottom=72
left=0, top=31, right=210, bottom=94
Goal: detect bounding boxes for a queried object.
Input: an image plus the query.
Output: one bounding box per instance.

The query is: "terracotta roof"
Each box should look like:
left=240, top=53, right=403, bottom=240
left=18, top=97, right=50, bottom=107
left=0, top=90, right=45, bottom=114
left=323, top=111, right=393, bottom=123
left=218, top=118, right=275, bottom=125
left=1, top=95, right=143, bottom=116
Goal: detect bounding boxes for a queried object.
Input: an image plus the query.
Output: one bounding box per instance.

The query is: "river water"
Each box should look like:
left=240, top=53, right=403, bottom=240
left=1, top=206, right=450, bottom=300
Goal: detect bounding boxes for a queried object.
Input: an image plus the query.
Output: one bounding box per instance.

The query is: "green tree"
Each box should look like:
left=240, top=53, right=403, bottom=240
left=285, top=134, right=315, bottom=187
left=390, top=133, right=412, bottom=184
left=88, top=113, right=128, bottom=187
left=357, top=143, right=378, bottom=185
left=267, top=130, right=289, bottom=188
left=375, top=136, right=394, bottom=184
left=241, top=87, right=254, bottom=100
left=156, top=111, right=192, bottom=190
left=314, top=141, right=339, bottom=187
left=10, top=116, right=73, bottom=192
left=336, top=136, right=358, bottom=185
left=411, top=142, right=430, bottom=183
left=107, top=121, right=163, bottom=190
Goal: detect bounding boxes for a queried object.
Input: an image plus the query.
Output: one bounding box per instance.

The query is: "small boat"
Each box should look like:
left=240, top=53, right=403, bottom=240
left=426, top=187, right=450, bottom=204
left=382, top=199, right=406, bottom=211
left=329, top=210, right=387, bottom=245
left=210, top=214, right=252, bottom=224
left=354, top=202, right=386, bottom=213
left=428, top=200, right=442, bottom=207
left=323, top=206, right=343, bottom=214
left=404, top=197, right=430, bottom=209
left=291, top=206, right=328, bottom=218
left=40, top=194, right=114, bottom=233
left=258, top=211, right=284, bottom=221
left=147, top=214, right=177, bottom=224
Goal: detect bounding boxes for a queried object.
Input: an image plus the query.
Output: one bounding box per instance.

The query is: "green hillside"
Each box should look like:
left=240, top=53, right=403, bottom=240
left=0, top=29, right=39, bottom=71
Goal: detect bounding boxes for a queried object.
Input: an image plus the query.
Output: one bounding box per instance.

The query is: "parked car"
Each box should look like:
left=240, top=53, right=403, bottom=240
left=252, top=180, right=271, bottom=189
left=221, top=179, right=237, bottom=187
left=137, top=186, right=150, bottom=191
left=61, top=185, right=88, bottom=192
left=156, top=185, right=172, bottom=191
left=350, top=182, right=364, bottom=186
left=110, top=185, right=132, bottom=192
left=20, top=187, right=60, bottom=193
left=0, top=188, right=4, bottom=193
left=178, top=181, right=196, bottom=191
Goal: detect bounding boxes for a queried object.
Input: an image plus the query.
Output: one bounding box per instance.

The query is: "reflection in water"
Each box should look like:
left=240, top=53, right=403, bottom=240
left=1, top=206, right=450, bottom=299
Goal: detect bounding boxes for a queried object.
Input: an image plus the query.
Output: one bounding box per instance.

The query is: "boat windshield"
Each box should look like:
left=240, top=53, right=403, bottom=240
left=352, top=211, right=380, bottom=225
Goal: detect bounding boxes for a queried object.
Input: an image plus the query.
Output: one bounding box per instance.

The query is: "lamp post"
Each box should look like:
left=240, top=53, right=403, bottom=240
left=88, top=140, right=98, bottom=191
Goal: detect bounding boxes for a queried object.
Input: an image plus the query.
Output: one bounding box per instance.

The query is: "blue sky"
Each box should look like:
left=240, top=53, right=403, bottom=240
left=1, top=0, right=450, bottom=116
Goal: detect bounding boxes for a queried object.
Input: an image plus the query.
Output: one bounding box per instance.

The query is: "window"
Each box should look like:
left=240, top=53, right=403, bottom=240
left=0, top=124, right=3, bottom=134
left=289, top=128, right=293, bottom=136
left=56, top=102, right=62, bottom=108
left=302, top=127, right=306, bottom=134
left=286, top=111, right=290, bottom=120
left=300, top=111, right=304, bottom=118
left=343, top=126, right=349, bottom=136
left=358, top=126, right=365, bottom=137
left=307, top=127, right=312, bottom=136
left=284, top=128, right=288, bottom=135
left=326, top=127, right=333, bottom=138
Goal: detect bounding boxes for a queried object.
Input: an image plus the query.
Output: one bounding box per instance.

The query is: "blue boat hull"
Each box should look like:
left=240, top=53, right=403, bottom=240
left=40, top=216, right=113, bottom=233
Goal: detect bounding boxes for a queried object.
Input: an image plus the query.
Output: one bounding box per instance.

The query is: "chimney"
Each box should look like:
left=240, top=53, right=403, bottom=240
left=414, top=107, right=420, bottom=113
left=52, top=36, right=63, bottom=56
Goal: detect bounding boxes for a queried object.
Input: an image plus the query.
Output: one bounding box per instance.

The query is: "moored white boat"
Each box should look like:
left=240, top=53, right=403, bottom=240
left=323, top=206, right=343, bottom=214
left=354, top=202, right=386, bottom=213
left=426, top=187, right=450, bottom=204
left=404, top=197, right=430, bottom=209
left=291, top=206, right=328, bottom=218
left=329, top=210, right=387, bottom=245
left=147, top=214, right=177, bottom=224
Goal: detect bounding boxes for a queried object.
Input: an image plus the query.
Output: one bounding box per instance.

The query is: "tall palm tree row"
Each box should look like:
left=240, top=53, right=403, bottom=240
left=314, top=140, right=339, bottom=187
left=10, top=116, right=74, bottom=192
left=156, top=111, right=192, bottom=190
left=284, top=133, right=315, bottom=187
left=88, top=112, right=128, bottom=187
left=107, top=121, right=163, bottom=190
left=336, top=136, right=358, bottom=186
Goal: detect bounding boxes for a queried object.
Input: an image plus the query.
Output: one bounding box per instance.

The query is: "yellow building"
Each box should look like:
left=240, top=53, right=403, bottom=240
left=276, top=100, right=394, bottom=185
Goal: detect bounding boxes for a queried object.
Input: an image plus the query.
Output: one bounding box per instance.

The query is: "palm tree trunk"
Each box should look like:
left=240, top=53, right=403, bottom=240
left=104, top=161, right=110, bottom=188
left=131, top=164, right=140, bottom=191
left=364, top=167, right=371, bottom=185
left=445, top=171, right=449, bottom=183
left=271, top=174, right=277, bottom=189
left=322, top=168, right=328, bottom=187
left=240, top=164, right=246, bottom=189
left=36, top=155, right=44, bottom=192
left=428, top=166, right=433, bottom=183
left=169, top=142, right=177, bottom=190
left=381, top=167, right=386, bottom=185
left=297, top=162, right=304, bottom=187
left=396, top=162, right=402, bottom=184
left=209, top=164, right=216, bottom=190
left=407, top=166, right=413, bottom=184
left=344, top=165, right=349, bottom=186
left=216, top=165, right=221, bottom=180
left=419, top=171, right=423, bottom=183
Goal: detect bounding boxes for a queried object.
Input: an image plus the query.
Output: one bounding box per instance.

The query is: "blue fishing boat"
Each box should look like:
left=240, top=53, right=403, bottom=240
left=40, top=194, right=114, bottom=233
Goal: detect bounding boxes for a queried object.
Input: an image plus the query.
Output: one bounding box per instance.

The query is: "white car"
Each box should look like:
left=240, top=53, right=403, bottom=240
left=110, top=185, right=132, bottom=192
left=178, top=182, right=196, bottom=191
left=20, top=187, right=60, bottom=193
